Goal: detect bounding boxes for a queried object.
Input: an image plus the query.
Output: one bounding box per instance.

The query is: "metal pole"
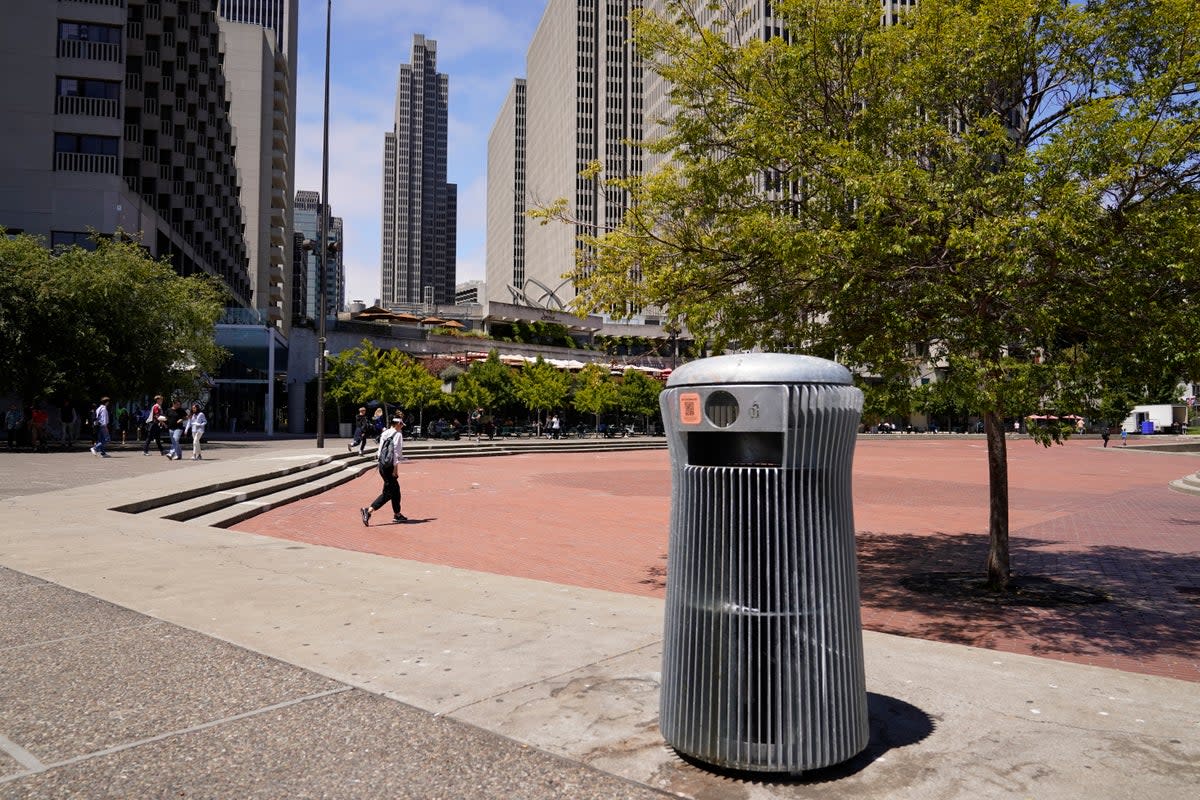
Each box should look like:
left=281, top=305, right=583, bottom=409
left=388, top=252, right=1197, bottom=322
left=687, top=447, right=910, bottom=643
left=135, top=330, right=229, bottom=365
left=316, top=0, right=331, bottom=447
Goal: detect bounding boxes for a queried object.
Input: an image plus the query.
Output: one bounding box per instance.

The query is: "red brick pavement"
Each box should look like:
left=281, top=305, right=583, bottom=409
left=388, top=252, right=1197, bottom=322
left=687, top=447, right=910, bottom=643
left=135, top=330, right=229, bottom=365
left=232, top=439, right=1200, bottom=682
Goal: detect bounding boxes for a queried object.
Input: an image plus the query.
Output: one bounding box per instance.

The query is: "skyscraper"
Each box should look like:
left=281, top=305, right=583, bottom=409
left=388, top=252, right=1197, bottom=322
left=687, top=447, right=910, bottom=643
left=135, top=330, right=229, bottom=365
left=293, top=190, right=344, bottom=322
left=486, top=0, right=644, bottom=315
left=0, top=0, right=252, bottom=307
left=216, top=0, right=298, bottom=332
left=381, top=35, right=457, bottom=307
left=486, top=78, right=526, bottom=307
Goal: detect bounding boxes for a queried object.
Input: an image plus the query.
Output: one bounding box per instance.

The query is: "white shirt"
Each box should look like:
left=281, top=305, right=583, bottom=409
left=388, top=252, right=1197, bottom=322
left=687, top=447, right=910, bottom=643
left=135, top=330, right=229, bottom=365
left=378, top=426, right=404, bottom=466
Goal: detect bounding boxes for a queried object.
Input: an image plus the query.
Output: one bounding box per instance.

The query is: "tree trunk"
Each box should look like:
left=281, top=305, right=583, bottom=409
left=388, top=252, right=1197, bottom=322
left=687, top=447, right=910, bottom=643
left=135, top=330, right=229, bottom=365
left=984, top=410, right=1011, bottom=591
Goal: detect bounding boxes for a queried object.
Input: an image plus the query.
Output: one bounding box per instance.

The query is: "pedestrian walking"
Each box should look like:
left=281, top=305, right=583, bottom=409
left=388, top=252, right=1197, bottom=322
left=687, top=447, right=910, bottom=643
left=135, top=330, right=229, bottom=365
left=550, top=414, right=561, bottom=440
left=470, top=407, right=483, bottom=442
left=348, top=407, right=372, bottom=455
left=90, top=396, right=112, bottom=457
left=165, top=399, right=186, bottom=460
left=29, top=404, right=48, bottom=452
left=186, top=403, right=207, bottom=460
left=360, top=414, right=406, bottom=526
left=5, top=403, right=23, bottom=449
left=1121, top=428, right=1128, bottom=447
left=143, top=395, right=166, bottom=456
left=59, top=399, right=78, bottom=448
left=1101, top=428, right=1110, bottom=447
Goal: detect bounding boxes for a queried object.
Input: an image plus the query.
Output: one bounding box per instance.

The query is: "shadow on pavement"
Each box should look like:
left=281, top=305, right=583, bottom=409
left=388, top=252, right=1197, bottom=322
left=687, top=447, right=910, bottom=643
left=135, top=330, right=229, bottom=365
left=857, top=529, right=1200, bottom=661
left=671, top=693, right=934, bottom=785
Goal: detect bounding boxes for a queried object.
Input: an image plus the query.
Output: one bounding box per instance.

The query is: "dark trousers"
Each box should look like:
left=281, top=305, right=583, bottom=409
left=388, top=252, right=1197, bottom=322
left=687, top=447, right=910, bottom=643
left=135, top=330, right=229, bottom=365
left=370, top=469, right=401, bottom=516
left=143, top=423, right=164, bottom=454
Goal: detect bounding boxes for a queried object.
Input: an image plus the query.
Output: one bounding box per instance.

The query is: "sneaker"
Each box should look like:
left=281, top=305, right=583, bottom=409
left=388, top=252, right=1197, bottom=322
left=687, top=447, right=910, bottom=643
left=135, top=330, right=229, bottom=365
left=360, top=507, right=371, bottom=527
left=347, top=442, right=353, bottom=452
left=143, top=451, right=151, bottom=456
left=393, top=513, right=408, bottom=523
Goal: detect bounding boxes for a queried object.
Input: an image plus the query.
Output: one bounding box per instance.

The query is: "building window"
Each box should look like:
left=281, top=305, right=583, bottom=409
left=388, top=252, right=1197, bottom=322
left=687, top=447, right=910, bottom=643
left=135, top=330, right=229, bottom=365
left=55, top=76, right=121, bottom=117
left=53, top=132, right=119, bottom=174
left=56, top=21, right=123, bottom=62
left=50, top=231, right=101, bottom=251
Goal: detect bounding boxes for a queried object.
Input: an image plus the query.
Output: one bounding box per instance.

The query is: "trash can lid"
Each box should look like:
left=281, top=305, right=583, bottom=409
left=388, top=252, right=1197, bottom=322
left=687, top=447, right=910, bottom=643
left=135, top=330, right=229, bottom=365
left=666, top=353, right=853, bottom=388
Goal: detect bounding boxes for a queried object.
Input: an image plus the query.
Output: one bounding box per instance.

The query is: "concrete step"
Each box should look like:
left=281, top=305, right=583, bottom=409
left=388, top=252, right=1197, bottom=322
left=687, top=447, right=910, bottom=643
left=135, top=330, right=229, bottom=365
left=161, top=459, right=368, bottom=522
left=110, top=454, right=348, bottom=515
left=1168, top=473, right=1200, bottom=497
left=115, top=437, right=667, bottom=529
left=185, top=461, right=374, bottom=528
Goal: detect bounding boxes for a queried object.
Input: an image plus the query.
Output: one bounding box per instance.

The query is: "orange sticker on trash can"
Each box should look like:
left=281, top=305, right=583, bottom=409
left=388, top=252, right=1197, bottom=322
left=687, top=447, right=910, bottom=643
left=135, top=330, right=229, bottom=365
left=679, top=392, right=702, bottom=425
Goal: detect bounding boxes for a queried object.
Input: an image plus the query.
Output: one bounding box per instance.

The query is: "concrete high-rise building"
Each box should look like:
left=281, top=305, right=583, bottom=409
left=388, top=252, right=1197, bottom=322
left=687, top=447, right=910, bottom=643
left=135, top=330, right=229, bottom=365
left=486, top=78, right=526, bottom=308
left=293, top=190, right=344, bottom=322
left=381, top=34, right=457, bottom=307
left=216, top=0, right=299, bottom=332
left=0, top=0, right=253, bottom=307
left=486, top=1, right=644, bottom=316
left=642, top=1, right=786, bottom=173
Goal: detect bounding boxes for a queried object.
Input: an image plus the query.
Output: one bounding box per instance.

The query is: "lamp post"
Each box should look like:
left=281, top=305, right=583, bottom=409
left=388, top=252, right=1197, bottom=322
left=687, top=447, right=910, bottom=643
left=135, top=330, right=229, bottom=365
left=316, top=0, right=332, bottom=447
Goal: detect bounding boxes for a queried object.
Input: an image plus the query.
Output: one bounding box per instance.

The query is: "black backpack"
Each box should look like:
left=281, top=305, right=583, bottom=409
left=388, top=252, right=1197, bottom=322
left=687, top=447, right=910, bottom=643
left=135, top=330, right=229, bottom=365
left=377, top=433, right=394, bottom=469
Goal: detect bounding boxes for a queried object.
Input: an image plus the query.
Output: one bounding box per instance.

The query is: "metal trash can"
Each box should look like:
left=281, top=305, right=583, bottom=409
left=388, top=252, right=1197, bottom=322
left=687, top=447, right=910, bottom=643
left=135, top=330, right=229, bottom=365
left=658, top=353, right=868, bottom=773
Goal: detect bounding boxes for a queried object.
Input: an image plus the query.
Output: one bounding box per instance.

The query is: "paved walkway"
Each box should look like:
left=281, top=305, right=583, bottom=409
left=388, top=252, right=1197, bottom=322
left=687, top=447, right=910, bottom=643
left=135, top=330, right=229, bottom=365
left=234, top=437, right=1200, bottom=682
left=0, top=435, right=1197, bottom=798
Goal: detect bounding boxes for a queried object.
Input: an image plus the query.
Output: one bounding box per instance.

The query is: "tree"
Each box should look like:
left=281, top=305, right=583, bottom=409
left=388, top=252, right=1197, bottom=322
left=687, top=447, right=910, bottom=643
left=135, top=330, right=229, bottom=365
left=450, top=371, right=493, bottom=416
left=394, top=356, right=445, bottom=428
left=0, top=230, right=227, bottom=402
left=548, top=0, right=1200, bottom=591
left=572, top=363, right=620, bottom=430
left=512, top=357, right=570, bottom=431
left=470, top=350, right=518, bottom=411
left=618, top=368, right=664, bottom=432
left=326, top=340, right=446, bottom=428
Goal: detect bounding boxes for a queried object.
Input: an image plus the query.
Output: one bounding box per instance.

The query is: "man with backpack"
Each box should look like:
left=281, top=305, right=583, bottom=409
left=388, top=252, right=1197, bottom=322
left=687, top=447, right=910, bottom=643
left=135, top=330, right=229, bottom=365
left=360, top=413, right=406, bottom=526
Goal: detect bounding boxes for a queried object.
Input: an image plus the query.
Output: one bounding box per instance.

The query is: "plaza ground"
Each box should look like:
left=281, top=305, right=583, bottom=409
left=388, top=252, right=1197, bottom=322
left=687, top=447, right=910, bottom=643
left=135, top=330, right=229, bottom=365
left=1, top=434, right=1196, bottom=798
left=234, top=437, right=1200, bottom=683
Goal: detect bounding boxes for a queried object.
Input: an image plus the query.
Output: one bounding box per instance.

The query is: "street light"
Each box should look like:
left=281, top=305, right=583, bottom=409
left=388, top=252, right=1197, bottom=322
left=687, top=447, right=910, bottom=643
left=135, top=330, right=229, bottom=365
left=316, top=0, right=332, bottom=447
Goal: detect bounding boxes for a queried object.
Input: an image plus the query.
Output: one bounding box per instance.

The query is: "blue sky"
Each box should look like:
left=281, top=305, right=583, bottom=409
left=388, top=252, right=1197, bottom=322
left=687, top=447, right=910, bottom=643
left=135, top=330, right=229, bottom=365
left=293, top=0, right=550, bottom=305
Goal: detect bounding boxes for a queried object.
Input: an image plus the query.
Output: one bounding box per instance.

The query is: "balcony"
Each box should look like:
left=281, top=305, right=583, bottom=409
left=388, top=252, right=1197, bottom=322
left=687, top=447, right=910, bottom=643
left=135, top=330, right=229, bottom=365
left=123, top=123, right=141, bottom=143
left=56, top=39, right=121, bottom=63
left=54, top=151, right=118, bottom=174
left=56, top=95, right=120, bottom=118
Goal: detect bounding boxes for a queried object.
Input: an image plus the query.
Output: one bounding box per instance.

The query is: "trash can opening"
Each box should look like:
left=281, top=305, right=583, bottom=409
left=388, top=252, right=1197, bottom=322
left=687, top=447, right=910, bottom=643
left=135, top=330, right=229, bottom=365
left=687, top=431, right=782, bottom=467
left=705, top=391, right=739, bottom=427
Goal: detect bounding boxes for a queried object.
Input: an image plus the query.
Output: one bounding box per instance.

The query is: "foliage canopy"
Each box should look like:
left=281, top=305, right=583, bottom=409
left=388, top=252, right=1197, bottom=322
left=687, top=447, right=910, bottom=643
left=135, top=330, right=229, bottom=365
left=0, top=230, right=227, bottom=402
left=550, top=0, right=1200, bottom=589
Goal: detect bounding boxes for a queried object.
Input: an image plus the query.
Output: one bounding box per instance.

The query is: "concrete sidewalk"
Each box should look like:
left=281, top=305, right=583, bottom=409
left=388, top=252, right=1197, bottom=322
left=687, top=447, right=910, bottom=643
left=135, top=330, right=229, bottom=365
left=0, top=440, right=1197, bottom=798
